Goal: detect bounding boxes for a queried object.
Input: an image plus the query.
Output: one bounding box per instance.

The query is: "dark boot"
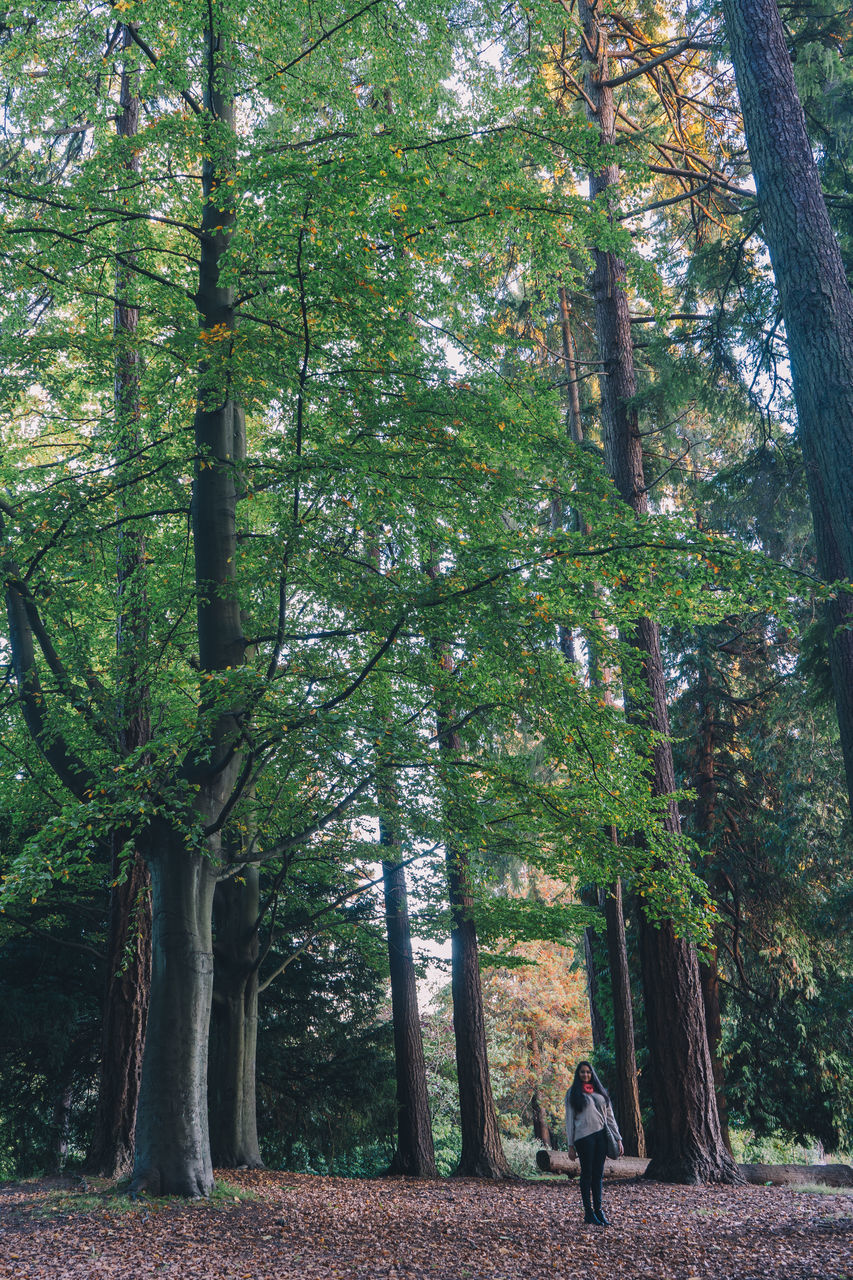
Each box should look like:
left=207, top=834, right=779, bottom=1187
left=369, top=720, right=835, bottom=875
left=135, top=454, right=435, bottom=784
left=582, top=1188, right=597, bottom=1224
left=594, top=1206, right=610, bottom=1226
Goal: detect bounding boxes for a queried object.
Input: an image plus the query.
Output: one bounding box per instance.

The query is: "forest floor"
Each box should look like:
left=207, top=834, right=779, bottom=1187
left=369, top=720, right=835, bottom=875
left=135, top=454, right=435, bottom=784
left=1, top=1168, right=851, bottom=1279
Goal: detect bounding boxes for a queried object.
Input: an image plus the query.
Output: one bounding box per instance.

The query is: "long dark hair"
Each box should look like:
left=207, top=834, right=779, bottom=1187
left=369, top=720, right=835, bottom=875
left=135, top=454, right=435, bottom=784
left=568, top=1060, right=610, bottom=1113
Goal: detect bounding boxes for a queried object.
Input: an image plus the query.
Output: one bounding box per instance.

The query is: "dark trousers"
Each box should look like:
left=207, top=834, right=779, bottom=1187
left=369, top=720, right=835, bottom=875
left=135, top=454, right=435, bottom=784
left=575, top=1128, right=607, bottom=1214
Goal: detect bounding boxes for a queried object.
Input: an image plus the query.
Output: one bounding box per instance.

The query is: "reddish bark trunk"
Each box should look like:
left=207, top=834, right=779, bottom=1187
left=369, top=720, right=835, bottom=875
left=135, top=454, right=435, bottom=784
left=699, top=951, right=730, bottom=1153
left=379, top=766, right=438, bottom=1177
left=576, top=0, right=739, bottom=1182
left=88, top=31, right=152, bottom=1178
left=431, top=633, right=511, bottom=1179
left=556, top=236, right=644, bottom=1157
left=88, top=837, right=152, bottom=1177
left=579, top=886, right=606, bottom=1052
left=602, top=879, right=645, bottom=1157
left=721, top=0, right=853, bottom=811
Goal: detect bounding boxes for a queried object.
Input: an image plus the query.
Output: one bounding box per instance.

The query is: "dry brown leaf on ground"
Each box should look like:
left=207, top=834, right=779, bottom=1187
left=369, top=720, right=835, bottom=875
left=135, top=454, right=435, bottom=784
left=1, top=1170, right=851, bottom=1279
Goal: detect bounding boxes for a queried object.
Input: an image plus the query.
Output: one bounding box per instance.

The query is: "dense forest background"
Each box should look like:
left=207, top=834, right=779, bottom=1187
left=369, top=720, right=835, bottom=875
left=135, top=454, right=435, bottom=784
left=0, top=0, right=851, bottom=1190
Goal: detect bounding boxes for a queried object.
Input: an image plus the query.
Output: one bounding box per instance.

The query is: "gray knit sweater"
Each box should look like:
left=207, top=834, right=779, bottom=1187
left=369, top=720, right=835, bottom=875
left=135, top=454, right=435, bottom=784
left=564, top=1089, right=621, bottom=1148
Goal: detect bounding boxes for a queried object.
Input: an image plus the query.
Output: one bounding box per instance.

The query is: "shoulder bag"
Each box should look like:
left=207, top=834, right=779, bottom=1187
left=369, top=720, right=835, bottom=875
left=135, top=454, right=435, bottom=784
left=593, top=1098, right=621, bottom=1159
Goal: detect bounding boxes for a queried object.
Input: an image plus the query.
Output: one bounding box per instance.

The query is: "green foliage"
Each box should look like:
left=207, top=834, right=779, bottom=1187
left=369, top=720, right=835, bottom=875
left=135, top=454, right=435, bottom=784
left=0, top=908, right=103, bottom=1178
left=500, top=1136, right=543, bottom=1178
left=255, top=886, right=397, bottom=1171
left=727, top=1128, right=831, bottom=1167
left=0, top=0, right=794, bottom=936
left=0, top=0, right=848, bottom=1187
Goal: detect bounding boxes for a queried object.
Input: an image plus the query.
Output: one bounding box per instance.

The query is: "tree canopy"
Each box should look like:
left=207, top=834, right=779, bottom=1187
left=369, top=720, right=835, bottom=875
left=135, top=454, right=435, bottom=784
left=0, top=0, right=851, bottom=1191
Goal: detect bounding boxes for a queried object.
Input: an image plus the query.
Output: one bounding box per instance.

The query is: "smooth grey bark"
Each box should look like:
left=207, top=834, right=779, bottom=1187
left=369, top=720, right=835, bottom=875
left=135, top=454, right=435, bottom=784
left=132, top=833, right=218, bottom=1196
left=208, top=299, right=261, bottom=1171
left=131, top=27, right=245, bottom=1196
left=721, top=0, right=853, bottom=809
left=209, top=868, right=263, bottom=1169
left=364, top=533, right=436, bottom=1177
left=1, top=19, right=246, bottom=1200
left=576, top=0, right=740, bottom=1183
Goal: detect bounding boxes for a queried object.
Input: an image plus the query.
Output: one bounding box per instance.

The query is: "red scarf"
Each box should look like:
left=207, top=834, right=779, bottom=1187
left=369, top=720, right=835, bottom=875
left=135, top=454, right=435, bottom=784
left=582, top=1083, right=594, bottom=1093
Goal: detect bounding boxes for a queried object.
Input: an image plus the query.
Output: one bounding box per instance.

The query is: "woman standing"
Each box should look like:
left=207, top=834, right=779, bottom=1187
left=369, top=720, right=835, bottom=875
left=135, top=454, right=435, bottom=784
left=565, top=1061, right=623, bottom=1225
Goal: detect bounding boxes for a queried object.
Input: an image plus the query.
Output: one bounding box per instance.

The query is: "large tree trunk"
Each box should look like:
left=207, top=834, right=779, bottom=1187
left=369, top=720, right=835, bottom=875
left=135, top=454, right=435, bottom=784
left=132, top=24, right=245, bottom=1196
left=209, top=869, right=263, bottom=1169
left=446, top=885, right=510, bottom=1178
left=88, top=836, right=152, bottom=1177
left=629, top=617, right=734, bottom=1181
left=432, top=638, right=511, bottom=1179
left=88, top=30, right=152, bottom=1179
left=576, top=0, right=739, bottom=1183
left=721, top=0, right=853, bottom=809
left=379, top=764, right=438, bottom=1176
left=602, top=880, right=645, bottom=1157
left=132, top=835, right=218, bottom=1196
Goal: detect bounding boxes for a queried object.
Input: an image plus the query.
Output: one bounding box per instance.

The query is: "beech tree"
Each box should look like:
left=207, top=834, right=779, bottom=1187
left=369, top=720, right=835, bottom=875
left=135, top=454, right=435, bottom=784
left=0, top=0, right=612, bottom=1193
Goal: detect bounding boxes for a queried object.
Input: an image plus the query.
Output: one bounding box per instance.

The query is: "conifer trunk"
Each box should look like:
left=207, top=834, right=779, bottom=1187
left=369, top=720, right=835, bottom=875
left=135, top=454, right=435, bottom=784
left=602, top=879, right=645, bottom=1157
left=528, top=1026, right=553, bottom=1147
left=579, top=887, right=606, bottom=1051
left=721, top=0, right=853, bottom=810
left=88, top=835, right=152, bottom=1176
left=379, top=767, right=438, bottom=1176
left=431, top=629, right=511, bottom=1178
left=699, top=951, right=730, bottom=1152
left=576, top=0, right=739, bottom=1183
left=88, top=29, right=152, bottom=1178
left=557, top=296, right=644, bottom=1157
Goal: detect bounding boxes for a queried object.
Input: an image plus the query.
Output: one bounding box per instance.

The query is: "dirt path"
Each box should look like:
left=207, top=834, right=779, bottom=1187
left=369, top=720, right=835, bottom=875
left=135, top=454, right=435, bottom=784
left=1, top=1170, right=851, bottom=1278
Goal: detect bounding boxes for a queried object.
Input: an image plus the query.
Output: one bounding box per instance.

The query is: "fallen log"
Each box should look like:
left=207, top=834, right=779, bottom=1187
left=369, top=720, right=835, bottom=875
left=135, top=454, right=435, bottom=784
left=740, top=1162, right=853, bottom=1188
left=535, top=1149, right=853, bottom=1187
left=535, top=1151, right=646, bottom=1178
